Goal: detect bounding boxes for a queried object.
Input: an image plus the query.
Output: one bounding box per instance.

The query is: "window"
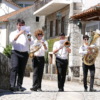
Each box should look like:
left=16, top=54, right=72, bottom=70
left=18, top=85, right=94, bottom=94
left=55, top=19, right=58, bottom=36
left=18, top=4, right=23, bottom=8
left=50, top=21, right=53, bottom=37
left=36, top=16, right=39, bottom=22
left=25, top=4, right=32, bottom=7
left=61, top=16, right=65, bottom=33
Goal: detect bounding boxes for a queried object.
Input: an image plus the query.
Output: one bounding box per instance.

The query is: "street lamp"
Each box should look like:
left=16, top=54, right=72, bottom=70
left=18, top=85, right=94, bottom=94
left=56, top=12, right=62, bottom=23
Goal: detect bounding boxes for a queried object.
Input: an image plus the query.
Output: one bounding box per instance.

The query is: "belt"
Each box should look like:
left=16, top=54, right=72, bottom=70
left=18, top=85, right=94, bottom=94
left=56, top=57, right=67, bottom=61
left=13, top=50, right=28, bottom=53
left=35, top=56, right=44, bottom=58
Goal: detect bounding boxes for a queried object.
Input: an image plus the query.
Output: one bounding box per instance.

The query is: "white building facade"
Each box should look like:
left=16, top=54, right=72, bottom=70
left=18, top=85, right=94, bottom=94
left=0, top=0, right=21, bottom=52
left=0, top=0, right=20, bottom=16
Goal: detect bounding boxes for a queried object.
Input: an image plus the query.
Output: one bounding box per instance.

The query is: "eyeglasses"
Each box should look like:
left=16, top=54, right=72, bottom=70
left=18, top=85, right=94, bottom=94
left=84, top=39, right=89, bottom=41
left=38, top=33, right=42, bottom=36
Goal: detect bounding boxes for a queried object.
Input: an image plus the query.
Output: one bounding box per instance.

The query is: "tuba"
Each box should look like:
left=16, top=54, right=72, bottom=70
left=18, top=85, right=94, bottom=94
left=83, top=30, right=100, bottom=65
left=29, top=40, right=42, bottom=58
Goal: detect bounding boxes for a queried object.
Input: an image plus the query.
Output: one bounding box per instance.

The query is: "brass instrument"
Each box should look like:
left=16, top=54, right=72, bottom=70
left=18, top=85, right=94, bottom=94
left=83, top=30, right=100, bottom=65
left=63, top=40, right=71, bottom=48
left=29, top=41, right=42, bottom=58
left=58, top=37, right=71, bottom=56
left=60, top=36, right=71, bottom=48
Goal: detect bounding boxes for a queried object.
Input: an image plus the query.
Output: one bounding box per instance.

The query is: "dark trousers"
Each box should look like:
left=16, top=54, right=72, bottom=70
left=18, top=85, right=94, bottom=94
left=83, top=63, right=95, bottom=90
left=56, top=58, right=68, bottom=90
left=32, top=56, right=44, bottom=89
left=10, top=50, right=29, bottom=87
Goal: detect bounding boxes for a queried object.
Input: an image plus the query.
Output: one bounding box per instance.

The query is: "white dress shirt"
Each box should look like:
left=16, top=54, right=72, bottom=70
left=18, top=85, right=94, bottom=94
left=9, top=29, right=34, bottom=52
left=53, top=40, right=69, bottom=59
left=79, top=43, right=96, bottom=56
left=30, top=39, right=48, bottom=57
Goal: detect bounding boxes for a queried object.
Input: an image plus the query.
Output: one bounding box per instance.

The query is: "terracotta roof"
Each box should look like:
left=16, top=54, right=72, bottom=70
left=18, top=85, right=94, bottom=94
left=5, top=0, right=22, bottom=8
left=71, top=3, right=100, bottom=21
left=0, top=5, right=34, bottom=22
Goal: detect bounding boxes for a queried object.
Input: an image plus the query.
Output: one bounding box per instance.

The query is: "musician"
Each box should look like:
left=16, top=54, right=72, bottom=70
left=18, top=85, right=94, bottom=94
left=79, top=35, right=96, bottom=92
left=30, top=29, right=48, bottom=91
left=9, top=19, right=34, bottom=91
left=53, top=33, right=71, bottom=92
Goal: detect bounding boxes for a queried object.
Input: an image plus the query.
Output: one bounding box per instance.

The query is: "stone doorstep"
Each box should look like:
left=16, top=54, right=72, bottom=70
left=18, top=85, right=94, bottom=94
left=30, top=72, right=80, bottom=82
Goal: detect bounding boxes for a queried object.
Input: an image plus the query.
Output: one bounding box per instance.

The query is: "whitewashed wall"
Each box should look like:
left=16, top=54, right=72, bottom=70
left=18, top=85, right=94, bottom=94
left=0, top=0, right=20, bottom=16
left=0, top=23, right=7, bottom=53
left=82, top=0, right=100, bottom=11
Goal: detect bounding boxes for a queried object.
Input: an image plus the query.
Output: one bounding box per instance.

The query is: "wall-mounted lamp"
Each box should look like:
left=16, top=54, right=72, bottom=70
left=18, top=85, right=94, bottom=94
left=77, top=20, right=82, bottom=29
left=56, top=12, right=62, bottom=23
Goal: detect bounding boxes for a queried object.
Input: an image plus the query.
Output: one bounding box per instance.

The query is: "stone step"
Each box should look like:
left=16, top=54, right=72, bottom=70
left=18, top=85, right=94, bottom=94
left=71, top=77, right=80, bottom=82
left=30, top=72, right=70, bottom=81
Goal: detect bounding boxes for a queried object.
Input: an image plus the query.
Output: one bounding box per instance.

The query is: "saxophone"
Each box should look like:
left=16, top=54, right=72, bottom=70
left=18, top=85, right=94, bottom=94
left=83, top=31, right=100, bottom=65
left=29, top=40, right=42, bottom=58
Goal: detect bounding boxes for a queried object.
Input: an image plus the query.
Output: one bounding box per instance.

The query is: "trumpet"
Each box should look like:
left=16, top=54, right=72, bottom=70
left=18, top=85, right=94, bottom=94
left=63, top=40, right=71, bottom=48
left=59, top=36, right=71, bottom=48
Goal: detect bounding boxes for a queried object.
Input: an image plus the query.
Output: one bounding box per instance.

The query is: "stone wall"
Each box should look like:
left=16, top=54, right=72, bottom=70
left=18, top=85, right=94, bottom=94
left=68, top=2, right=82, bottom=79
left=0, top=53, right=11, bottom=90
left=46, top=5, right=70, bottom=39
left=25, top=58, right=33, bottom=77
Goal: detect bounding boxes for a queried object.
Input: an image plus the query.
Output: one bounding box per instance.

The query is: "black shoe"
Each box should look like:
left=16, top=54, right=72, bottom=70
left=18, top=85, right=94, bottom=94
left=37, top=88, right=42, bottom=92
left=89, top=89, right=97, bottom=92
left=9, top=86, right=15, bottom=91
left=30, top=87, right=37, bottom=91
left=84, top=89, right=88, bottom=92
left=58, top=89, right=64, bottom=92
left=17, top=87, right=24, bottom=92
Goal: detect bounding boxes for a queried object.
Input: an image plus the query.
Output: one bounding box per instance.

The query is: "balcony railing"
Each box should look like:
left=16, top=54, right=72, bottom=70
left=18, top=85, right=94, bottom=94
left=34, top=0, right=53, bottom=12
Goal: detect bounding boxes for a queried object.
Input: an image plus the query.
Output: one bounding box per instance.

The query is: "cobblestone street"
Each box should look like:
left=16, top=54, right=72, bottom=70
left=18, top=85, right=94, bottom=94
left=0, top=77, right=100, bottom=100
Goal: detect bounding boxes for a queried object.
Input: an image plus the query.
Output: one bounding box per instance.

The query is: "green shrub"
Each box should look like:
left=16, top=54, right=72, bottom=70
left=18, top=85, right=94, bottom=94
left=3, top=44, right=12, bottom=58
left=47, top=38, right=59, bottom=52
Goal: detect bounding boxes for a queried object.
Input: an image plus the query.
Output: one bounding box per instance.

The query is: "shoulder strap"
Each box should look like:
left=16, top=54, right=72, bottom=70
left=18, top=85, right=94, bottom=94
left=82, top=45, right=85, bottom=51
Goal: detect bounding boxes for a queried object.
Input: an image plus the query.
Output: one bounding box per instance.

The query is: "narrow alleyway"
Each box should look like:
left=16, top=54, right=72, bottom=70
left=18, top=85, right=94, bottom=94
left=0, top=77, right=100, bottom=100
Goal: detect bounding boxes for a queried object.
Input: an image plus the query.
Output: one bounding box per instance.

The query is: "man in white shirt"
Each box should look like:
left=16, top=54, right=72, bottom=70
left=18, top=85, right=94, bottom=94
left=9, top=19, right=34, bottom=91
left=30, top=29, right=48, bottom=92
left=53, top=33, right=71, bottom=92
left=79, top=35, right=96, bottom=92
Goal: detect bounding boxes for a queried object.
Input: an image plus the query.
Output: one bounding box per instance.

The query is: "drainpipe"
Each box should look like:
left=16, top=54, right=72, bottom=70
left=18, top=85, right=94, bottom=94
left=45, top=16, right=47, bottom=40
left=6, top=21, right=9, bottom=45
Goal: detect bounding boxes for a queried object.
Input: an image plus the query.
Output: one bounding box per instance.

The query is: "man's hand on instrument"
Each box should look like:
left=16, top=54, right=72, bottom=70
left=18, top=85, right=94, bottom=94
left=88, top=51, right=93, bottom=54
left=28, top=38, right=31, bottom=41
left=87, top=46, right=92, bottom=50
left=67, top=48, right=71, bottom=53
left=19, top=30, right=25, bottom=35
